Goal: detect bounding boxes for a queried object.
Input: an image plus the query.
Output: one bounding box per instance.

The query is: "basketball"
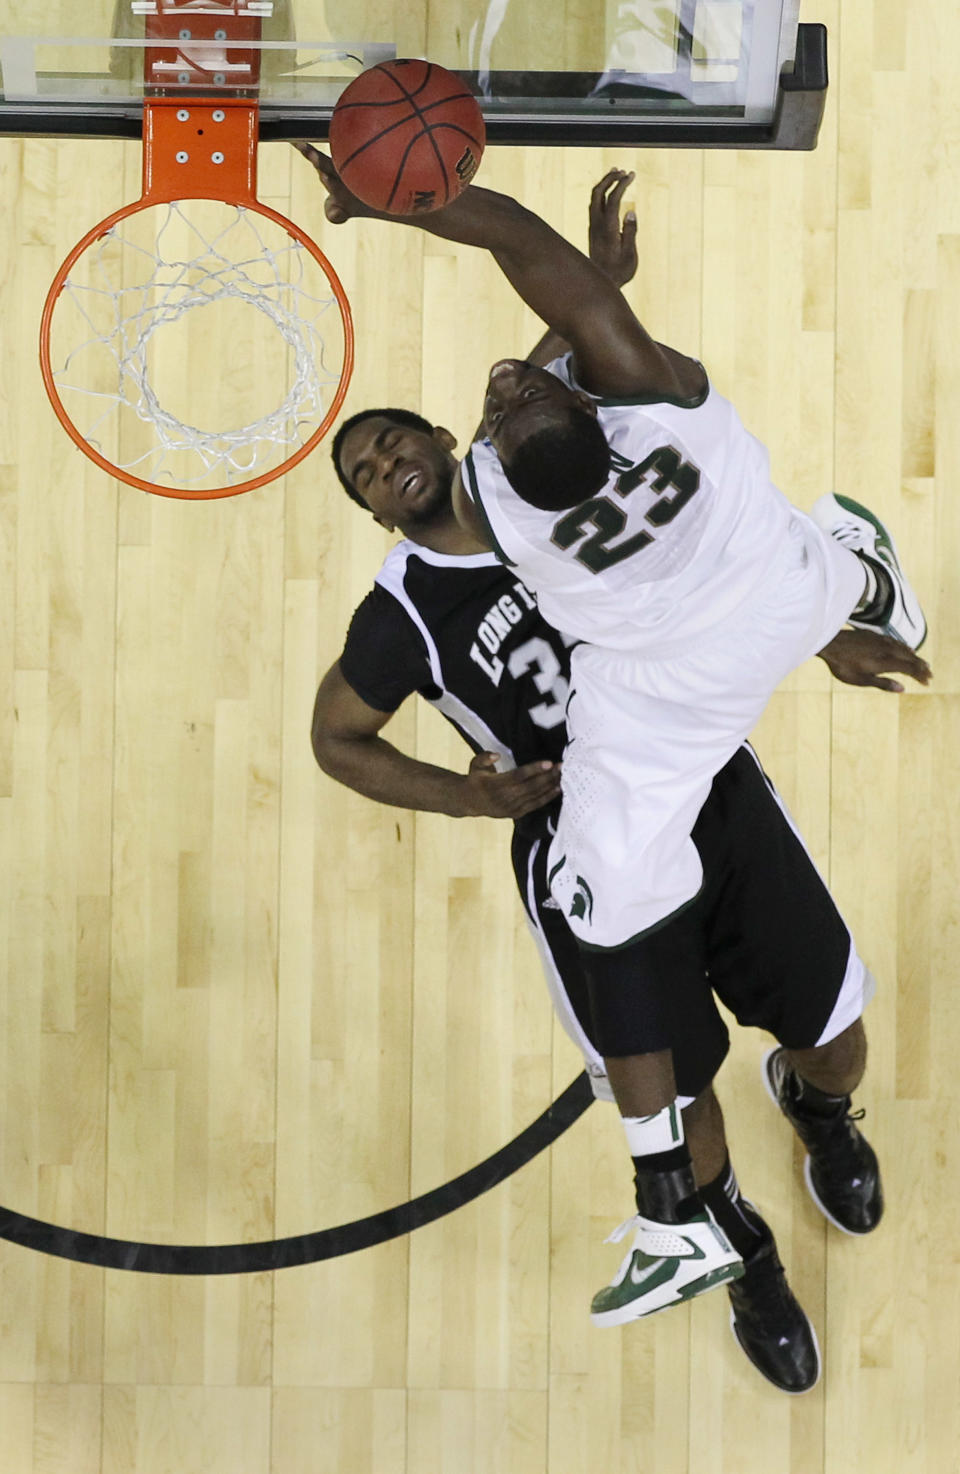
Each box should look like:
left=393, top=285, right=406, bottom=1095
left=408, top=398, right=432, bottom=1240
left=329, top=59, right=486, bottom=216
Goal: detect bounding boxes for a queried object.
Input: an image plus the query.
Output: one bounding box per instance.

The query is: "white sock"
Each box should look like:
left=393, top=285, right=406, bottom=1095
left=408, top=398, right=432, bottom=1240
left=621, top=1100, right=684, bottom=1157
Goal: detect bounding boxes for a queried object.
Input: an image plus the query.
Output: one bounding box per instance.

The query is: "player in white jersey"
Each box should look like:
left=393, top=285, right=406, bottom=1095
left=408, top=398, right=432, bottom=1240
left=465, top=358, right=812, bottom=658
left=463, top=368, right=869, bottom=941
left=296, top=147, right=928, bottom=1325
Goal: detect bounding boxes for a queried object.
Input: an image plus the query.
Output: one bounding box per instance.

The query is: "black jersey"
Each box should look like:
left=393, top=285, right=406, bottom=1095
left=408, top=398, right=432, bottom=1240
left=338, top=542, right=575, bottom=810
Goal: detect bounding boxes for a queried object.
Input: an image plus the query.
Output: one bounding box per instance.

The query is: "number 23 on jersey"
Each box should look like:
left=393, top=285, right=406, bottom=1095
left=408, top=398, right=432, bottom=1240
left=550, top=444, right=701, bottom=574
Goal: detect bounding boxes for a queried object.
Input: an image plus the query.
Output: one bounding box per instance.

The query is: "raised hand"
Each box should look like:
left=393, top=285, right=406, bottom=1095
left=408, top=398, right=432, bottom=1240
left=292, top=141, right=374, bottom=224
left=818, top=627, right=932, bottom=693
left=588, top=169, right=638, bottom=288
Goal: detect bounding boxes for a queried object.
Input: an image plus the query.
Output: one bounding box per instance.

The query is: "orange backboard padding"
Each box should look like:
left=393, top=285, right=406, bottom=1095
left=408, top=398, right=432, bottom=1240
left=142, top=98, right=259, bottom=204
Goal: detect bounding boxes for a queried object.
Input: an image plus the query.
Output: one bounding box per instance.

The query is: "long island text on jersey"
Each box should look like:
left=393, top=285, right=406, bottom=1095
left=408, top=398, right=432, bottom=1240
left=339, top=543, right=575, bottom=833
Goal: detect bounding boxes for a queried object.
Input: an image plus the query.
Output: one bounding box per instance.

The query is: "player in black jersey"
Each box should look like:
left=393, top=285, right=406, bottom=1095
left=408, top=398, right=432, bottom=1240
left=309, top=177, right=931, bottom=1390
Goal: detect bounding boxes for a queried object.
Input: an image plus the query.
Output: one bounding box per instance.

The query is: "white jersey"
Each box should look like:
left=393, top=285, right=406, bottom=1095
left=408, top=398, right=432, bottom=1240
left=462, top=354, right=797, bottom=659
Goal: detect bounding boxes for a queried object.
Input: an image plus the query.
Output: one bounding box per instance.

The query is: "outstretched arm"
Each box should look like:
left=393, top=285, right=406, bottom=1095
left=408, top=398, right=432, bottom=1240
left=294, top=144, right=704, bottom=401
left=312, top=661, right=562, bottom=819
left=454, top=169, right=646, bottom=539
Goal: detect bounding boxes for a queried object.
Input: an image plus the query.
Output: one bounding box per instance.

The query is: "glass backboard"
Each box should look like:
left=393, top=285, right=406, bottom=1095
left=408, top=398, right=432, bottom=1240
left=0, top=1, right=826, bottom=148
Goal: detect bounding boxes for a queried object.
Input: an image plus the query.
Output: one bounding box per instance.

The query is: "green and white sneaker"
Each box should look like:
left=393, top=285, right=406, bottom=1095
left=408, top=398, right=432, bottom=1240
left=810, top=492, right=927, bottom=650
left=589, top=1210, right=744, bottom=1327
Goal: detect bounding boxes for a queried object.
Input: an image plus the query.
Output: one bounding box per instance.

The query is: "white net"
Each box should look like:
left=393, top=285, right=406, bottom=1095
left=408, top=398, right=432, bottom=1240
left=46, top=200, right=350, bottom=494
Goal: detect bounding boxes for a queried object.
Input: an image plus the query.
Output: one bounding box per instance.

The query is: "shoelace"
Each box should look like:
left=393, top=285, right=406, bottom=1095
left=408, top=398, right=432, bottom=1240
left=735, top=1252, right=797, bottom=1334
left=603, top=1216, right=642, bottom=1289
left=807, top=1105, right=871, bottom=1196
left=829, top=518, right=874, bottom=550
left=820, top=1104, right=867, bottom=1140
left=604, top=1215, right=639, bottom=1246
left=785, top=1060, right=864, bottom=1132
left=603, top=1214, right=698, bottom=1261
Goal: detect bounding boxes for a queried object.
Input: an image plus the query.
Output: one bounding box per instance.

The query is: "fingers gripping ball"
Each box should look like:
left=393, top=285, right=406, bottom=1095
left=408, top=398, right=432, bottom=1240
left=329, top=59, right=485, bottom=215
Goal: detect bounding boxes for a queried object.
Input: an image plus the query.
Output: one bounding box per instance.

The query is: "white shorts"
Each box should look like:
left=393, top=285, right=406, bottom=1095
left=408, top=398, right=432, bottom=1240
left=547, top=513, right=866, bottom=948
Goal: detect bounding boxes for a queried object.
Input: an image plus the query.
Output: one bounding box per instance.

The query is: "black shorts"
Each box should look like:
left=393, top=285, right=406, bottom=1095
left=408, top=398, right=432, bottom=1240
left=511, top=744, right=868, bottom=1102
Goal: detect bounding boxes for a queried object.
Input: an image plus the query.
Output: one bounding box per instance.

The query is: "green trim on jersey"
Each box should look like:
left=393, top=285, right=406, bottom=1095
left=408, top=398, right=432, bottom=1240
left=588, top=377, right=710, bottom=411
left=552, top=348, right=709, bottom=411
left=575, top=883, right=704, bottom=953
left=463, top=448, right=516, bottom=567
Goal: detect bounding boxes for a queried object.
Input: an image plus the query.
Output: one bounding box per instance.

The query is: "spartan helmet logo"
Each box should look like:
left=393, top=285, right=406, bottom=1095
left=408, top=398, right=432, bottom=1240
left=569, top=874, right=594, bottom=924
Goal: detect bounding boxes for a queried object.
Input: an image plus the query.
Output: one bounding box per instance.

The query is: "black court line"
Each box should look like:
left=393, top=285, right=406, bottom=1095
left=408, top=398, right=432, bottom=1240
left=0, top=1073, right=594, bottom=1276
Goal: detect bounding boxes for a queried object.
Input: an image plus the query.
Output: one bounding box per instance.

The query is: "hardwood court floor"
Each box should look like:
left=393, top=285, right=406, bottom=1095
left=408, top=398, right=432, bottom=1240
left=0, top=1, right=958, bottom=1470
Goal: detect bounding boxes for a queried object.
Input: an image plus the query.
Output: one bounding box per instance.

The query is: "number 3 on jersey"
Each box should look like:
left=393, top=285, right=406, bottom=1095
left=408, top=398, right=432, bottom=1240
left=550, top=445, right=701, bottom=574
left=507, top=636, right=569, bottom=729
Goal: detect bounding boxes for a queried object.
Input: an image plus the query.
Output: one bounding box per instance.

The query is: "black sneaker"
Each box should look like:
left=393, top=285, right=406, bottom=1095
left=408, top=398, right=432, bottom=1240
left=762, top=1047, right=884, bottom=1235
left=728, top=1236, right=821, bottom=1394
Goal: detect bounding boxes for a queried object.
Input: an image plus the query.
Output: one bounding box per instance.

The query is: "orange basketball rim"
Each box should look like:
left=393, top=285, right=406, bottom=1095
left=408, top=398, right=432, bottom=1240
left=40, top=60, right=354, bottom=500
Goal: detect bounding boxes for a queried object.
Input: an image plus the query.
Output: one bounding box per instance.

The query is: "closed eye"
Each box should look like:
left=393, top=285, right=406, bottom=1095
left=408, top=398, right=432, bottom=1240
left=354, top=428, right=402, bottom=488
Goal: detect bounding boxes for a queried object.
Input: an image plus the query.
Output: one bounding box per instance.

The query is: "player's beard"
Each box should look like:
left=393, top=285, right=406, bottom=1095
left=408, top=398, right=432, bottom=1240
left=402, top=461, right=454, bottom=528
